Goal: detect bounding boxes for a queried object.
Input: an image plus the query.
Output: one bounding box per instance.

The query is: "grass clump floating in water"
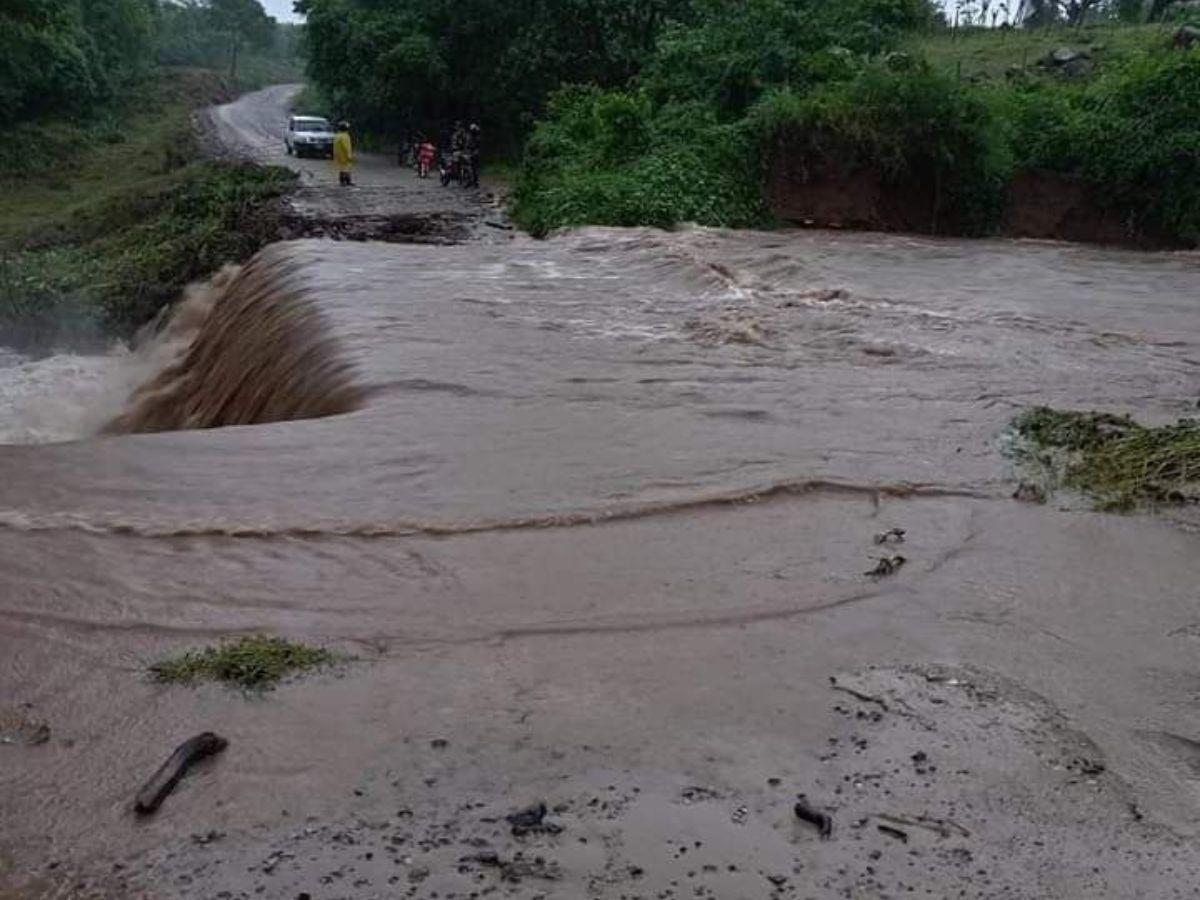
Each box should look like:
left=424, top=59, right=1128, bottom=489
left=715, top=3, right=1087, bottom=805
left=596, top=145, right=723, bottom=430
left=1011, top=407, right=1200, bottom=511
left=150, top=635, right=336, bottom=690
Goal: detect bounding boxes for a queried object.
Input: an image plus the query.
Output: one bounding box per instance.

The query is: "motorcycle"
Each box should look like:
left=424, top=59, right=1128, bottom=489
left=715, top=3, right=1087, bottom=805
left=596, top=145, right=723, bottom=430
left=439, top=150, right=479, bottom=188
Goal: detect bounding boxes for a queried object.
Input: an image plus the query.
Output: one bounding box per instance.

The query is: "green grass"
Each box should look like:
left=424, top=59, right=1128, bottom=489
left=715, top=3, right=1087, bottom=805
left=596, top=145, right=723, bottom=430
left=906, top=23, right=1167, bottom=82
left=0, top=68, right=297, bottom=344
left=149, top=635, right=338, bottom=690
left=1011, top=406, right=1200, bottom=510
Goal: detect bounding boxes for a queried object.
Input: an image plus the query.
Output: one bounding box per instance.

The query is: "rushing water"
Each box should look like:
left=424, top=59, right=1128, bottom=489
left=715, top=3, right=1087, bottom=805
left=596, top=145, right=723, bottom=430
left=2, top=228, right=1200, bottom=897
left=1, top=228, right=1196, bottom=531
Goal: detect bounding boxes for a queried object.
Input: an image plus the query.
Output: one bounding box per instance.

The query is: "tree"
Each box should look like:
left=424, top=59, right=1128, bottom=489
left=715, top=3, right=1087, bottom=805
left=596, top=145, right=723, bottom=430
left=209, top=0, right=274, bottom=80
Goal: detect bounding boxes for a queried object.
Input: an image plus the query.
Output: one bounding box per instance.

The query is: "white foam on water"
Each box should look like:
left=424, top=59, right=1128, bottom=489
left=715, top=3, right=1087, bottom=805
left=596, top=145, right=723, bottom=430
left=0, top=345, right=134, bottom=444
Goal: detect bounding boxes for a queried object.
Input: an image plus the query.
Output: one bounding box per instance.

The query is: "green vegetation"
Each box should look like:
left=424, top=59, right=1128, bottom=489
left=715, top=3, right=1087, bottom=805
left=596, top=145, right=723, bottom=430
left=2, top=0, right=303, bottom=344
left=301, top=0, right=1200, bottom=245
left=149, top=635, right=338, bottom=690
left=907, top=22, right=1163, bottom=80
left=1011, top=407, right=1200, bottom=510
left=0, top=71, right=296, bottom=344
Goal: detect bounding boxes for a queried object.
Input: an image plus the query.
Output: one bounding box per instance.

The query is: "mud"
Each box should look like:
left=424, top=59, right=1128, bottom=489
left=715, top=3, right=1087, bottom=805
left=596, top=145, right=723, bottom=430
left=767, top=145, right=1186, bottom=248
left=3, top=87, right=1200, bottom=900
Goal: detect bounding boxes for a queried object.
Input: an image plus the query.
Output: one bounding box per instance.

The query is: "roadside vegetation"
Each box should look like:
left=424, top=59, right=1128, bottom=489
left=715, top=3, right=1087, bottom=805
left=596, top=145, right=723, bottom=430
left=150, top=635, right=338, bottom=691
left=1011, top=407, right=1200, bottom=510
left=300, top=0, right=1200, bottom=244
left=1, top=1, right=301, bottom=345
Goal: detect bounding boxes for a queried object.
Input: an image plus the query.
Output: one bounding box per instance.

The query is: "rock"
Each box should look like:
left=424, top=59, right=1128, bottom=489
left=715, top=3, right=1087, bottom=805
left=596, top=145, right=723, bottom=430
left=1013, top=481, right=1047, bottom=504
left=1037, top=47, right=1092, bottom=76
left=1174, top=26, right=1200, bottom=49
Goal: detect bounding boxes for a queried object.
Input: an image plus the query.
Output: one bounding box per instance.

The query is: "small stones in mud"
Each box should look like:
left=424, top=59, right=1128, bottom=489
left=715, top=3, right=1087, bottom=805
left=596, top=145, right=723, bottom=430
left=1013, top=481, right=1047, bottom=504
left=794, top=797, right=834, bottom=838
left=865, top=555, right=906, bottom=578
left=0, top=706, right=51, bottom=746
left=1066, top=755, right=1105, bottom=777
left=730, top=805, right=749, bottom=825
left=873, top=527, right=906, bottom=545
left=505, top=801, right=562, bottom=836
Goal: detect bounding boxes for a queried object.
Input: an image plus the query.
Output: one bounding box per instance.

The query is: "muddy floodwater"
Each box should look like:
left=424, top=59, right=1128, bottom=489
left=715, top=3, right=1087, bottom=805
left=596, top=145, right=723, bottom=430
left=3, top=146, right=1200, bottom=897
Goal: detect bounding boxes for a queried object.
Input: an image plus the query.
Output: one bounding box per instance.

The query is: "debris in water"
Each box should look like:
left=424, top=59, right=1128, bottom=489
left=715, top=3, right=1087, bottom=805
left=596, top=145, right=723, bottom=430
left=149, top=635, right=336, bottom=690
left=865, top=555, right=906, bottom=578
left=873, top=527, right=906, bottom=544
left=505, top=801, right=561, bottom=836
left=794, top=797, right=834, bottom=838
left=877, top=824, right=909, bottom=843
left=135, top=732, right=228, bottom=814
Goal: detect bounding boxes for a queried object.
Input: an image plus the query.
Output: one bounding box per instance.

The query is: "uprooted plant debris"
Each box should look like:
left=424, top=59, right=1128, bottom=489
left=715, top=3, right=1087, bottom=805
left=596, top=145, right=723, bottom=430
left=1010, top=406, right=1200, bottom=510
left=149, top=635, right=337, bottom=690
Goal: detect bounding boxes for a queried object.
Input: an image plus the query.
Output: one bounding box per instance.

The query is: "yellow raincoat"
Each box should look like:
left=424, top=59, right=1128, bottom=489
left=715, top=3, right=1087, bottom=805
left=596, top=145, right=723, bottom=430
left=333, top=129, right=354, bottom=173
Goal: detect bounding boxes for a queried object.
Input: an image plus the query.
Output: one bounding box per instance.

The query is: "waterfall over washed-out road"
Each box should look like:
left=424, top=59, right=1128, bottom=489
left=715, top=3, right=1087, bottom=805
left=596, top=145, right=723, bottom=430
left=2, top=87, right=1200, bottom=900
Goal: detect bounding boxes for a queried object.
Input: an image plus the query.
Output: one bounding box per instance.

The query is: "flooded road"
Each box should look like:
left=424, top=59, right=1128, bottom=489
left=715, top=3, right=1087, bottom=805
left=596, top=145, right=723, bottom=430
left=2, top=88, right=1200, bottom=899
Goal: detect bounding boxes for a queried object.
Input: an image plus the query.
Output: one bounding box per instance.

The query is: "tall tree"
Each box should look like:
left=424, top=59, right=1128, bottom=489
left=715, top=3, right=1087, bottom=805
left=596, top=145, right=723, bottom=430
left=209, top=0, right=274, bottom=80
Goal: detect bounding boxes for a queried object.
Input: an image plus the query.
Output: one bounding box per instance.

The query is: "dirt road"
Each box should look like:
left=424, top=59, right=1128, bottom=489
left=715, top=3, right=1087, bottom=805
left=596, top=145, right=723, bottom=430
left=3, top=88, right=1200, bottom=900
left=207, top=83, right=511, bottom=240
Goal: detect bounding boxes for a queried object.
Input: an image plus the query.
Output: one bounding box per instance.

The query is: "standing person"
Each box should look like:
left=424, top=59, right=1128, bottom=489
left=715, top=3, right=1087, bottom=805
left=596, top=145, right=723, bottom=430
left=449, top=120, right=467, bottom=153
left=465, top=123, right=481, bottom=188
left=333, top=120, right=354, bottom=186
left=417, top=135, right=436, bottom=178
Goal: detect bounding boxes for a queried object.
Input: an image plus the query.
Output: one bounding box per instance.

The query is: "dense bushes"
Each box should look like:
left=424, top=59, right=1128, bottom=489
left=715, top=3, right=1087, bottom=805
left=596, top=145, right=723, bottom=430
left=1000, top=48, right=1200, bottom=243
left=756, top=64, right=1012, bottom=234
left=1, top=0, right=158, bottom=120
left=513, top=87, right=763, bottom=235
left=513, top=1, right=972, bottom=236
left=1, top=163, right=295, bottom=343
left=516, top=19, right=1200, bottom=244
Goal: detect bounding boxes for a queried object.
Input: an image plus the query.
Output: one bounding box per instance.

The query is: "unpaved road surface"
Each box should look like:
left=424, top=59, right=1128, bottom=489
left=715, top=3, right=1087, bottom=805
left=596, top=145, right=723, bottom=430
left=3, top=88, right=1200, bottom=900
left=207, top=83, right=511, bottom=240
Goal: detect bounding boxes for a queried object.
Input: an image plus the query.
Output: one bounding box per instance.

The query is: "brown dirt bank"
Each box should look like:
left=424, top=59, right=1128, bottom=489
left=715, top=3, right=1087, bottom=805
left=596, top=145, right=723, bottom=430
left=767, top=155, right=1185, bottom=249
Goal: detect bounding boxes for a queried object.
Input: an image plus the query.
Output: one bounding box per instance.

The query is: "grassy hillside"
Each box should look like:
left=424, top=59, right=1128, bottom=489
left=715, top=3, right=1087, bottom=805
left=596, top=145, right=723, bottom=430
left=906, top=23, right=1169, bottom=81
left=0, top=69, right=295, bottom=347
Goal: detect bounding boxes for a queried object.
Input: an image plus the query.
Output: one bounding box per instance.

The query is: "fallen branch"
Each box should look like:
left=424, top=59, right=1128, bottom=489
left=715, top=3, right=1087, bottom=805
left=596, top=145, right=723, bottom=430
left=135, top=732, right=228, bottom=815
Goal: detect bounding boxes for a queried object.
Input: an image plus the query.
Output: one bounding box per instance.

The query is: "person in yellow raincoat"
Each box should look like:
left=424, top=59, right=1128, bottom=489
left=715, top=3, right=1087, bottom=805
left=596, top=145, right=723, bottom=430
left=333, top=121, right=354, bottom=186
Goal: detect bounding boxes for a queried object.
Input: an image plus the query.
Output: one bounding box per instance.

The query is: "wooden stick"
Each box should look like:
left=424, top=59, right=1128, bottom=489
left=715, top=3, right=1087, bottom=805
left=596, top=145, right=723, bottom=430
left=135, top=732, right=228, bottom=815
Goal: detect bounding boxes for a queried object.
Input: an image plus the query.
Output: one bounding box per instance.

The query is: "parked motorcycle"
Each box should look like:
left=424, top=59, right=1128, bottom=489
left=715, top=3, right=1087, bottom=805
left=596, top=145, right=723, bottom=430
left=439, top=151, right=478, bottom=188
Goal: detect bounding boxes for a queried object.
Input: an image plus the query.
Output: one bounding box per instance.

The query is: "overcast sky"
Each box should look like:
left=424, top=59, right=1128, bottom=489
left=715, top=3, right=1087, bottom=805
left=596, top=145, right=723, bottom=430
left=261, top=0, right=302, bottom=22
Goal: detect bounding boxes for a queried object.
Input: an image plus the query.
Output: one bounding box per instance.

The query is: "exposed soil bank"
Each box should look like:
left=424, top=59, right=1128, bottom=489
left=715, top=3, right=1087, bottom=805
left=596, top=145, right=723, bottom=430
left=767, top=153, right=1185, bottom=249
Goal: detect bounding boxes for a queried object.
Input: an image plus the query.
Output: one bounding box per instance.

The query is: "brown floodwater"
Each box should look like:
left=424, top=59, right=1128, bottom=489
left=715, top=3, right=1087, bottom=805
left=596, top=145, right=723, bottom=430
left=2, top=227, right=1199, bottom=898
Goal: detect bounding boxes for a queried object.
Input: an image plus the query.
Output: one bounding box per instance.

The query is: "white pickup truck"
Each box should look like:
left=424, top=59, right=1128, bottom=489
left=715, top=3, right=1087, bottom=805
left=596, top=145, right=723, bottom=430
left=285, top=116, right=334, bottom=159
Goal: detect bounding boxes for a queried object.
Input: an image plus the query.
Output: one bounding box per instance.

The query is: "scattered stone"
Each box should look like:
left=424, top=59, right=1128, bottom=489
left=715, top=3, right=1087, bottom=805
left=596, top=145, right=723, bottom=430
left=1174, top=25, right=1200, bottom=49
left=794, top=797, right=834, bottom=839
left=1013, top=481, right=1047, bottom=504
left=505, top=802, right=561, bottom=836
left=865, top=555, right=906, bottom=578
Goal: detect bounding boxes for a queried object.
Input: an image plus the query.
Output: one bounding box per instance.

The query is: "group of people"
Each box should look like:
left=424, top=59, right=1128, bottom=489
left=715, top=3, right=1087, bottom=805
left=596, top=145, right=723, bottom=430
left=405, top=121, right=481, bottom=182
left=328, top=120, right=482, bottom=188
